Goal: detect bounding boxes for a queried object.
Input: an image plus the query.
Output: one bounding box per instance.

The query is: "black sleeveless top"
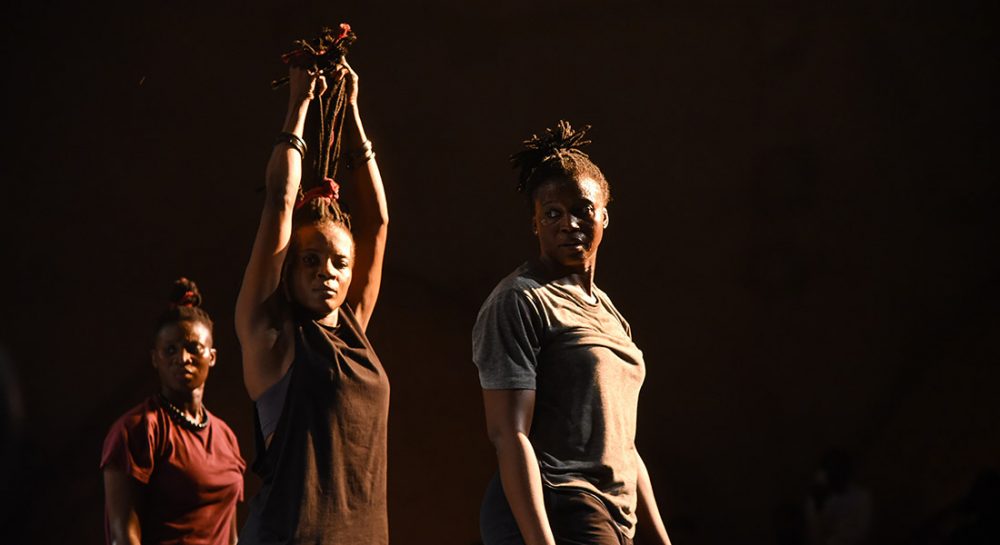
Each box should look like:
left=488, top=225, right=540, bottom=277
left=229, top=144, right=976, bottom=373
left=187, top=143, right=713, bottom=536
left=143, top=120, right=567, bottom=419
left=240, top=305, right=390, bottom=544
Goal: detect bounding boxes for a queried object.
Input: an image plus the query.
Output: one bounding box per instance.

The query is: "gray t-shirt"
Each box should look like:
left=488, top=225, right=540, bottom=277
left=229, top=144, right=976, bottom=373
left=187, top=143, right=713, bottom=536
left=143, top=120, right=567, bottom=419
left=472, top=263, right=645, bottom=537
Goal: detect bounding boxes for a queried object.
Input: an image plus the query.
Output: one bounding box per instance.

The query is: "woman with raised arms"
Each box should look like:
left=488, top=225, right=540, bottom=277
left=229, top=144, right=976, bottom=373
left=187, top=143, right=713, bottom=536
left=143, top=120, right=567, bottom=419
left=236, top=61, right=390, bottom=544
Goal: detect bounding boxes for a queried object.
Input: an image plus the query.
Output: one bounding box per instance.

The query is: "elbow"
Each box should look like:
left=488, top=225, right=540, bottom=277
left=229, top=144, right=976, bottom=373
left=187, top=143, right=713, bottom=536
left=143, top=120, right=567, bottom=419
left=265, top=187, right=296, bottom=212
left=263, top=174, right=297, bottom=211
left=354, top=214, right=388, bottom=241
left=486, top=426, right=526, bottom=455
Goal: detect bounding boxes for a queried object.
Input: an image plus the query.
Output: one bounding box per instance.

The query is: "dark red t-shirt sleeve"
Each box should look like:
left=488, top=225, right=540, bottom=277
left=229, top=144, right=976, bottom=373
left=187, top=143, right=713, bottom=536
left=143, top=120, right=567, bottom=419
left=100, top=408, right=156, bottom=484
left=220, top=422, right=246, bottom=501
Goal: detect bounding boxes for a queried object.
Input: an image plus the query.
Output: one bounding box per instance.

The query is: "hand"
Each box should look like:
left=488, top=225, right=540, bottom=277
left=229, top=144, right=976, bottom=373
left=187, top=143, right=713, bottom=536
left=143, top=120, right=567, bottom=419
left=334, top=59, right=359, bottom=105
left=288, top=66, right=327, bottom=106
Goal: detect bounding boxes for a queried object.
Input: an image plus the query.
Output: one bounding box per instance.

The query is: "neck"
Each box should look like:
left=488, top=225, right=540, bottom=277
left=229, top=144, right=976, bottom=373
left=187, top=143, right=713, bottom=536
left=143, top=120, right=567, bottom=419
left=318, top=307, right=340, bottom=328
left=535, top=255, right=598, bottom=296
left=160, top=387, right=204, bottom=420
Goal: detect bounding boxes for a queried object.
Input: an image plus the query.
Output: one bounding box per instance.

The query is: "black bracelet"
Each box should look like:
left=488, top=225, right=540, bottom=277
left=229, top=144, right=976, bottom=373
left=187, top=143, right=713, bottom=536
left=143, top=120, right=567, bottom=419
left=345, top=139, right=374, bottom=170
left=274, top=132, right=308, bottom=157
left=346, top=150, right=375, bottom=170
left=346, top=139, right=372, bottom=158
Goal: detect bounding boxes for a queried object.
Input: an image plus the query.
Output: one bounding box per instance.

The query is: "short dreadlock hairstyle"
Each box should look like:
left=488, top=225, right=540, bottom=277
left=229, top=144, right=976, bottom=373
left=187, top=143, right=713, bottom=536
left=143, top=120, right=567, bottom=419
left=510, top=120, right=611, bottom=205
left=153, top=278, right=214, bottom=340
left=291, top=196, right=352, bottom=235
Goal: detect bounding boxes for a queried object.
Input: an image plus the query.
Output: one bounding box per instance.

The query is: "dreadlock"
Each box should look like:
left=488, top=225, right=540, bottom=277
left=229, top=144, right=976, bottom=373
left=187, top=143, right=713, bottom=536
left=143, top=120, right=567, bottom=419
left=510, top=120, right=611, bottom=204
left=276, top=24, right=358, bottom=231
left=292, top=195, right=352, bottom=235
left=153, top=278, right=214, bottom=339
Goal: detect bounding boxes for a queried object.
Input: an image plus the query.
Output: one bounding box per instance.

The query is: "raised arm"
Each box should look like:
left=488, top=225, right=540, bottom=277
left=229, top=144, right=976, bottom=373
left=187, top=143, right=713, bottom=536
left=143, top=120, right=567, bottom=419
left=483, top=389, right=557, bottom=545
left=235, top=67, right=326, bottom=399
left=635, top=451, right=673, bottom=545
left=335, top=61, right=388, bottom=331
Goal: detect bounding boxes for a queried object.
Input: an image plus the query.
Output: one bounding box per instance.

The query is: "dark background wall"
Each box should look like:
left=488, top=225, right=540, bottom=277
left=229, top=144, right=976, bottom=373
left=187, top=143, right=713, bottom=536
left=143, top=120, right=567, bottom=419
left=1, top=1, right=997, bottom=544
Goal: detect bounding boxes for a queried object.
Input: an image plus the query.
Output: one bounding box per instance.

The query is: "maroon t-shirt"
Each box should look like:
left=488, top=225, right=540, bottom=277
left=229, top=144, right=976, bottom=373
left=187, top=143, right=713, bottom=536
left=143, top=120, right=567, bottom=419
left=101, top=396, right=246, bottom=545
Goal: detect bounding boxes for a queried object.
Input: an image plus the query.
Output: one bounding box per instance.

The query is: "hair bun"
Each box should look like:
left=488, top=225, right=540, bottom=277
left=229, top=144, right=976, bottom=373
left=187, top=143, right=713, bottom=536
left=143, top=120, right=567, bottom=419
left=168, top=277, right=202, bottom=308
left=510, top=120, right=593, bottom=193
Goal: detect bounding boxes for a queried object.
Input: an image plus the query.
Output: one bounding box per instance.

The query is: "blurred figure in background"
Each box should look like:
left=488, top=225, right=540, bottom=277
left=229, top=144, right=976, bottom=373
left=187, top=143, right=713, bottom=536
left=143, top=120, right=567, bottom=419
left=805, top=449, right=872, bottom=545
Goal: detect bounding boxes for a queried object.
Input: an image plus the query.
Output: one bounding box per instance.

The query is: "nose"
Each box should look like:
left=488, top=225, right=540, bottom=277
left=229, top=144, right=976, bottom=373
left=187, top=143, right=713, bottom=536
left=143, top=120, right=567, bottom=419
left=561, top=213, right=582, bottom=231
left=317, top=258, right=338, bottom=280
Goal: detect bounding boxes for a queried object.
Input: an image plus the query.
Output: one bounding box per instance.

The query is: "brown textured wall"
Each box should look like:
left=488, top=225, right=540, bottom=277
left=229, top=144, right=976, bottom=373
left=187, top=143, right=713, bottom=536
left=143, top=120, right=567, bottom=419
left=1, top=1, right=997, bottom=544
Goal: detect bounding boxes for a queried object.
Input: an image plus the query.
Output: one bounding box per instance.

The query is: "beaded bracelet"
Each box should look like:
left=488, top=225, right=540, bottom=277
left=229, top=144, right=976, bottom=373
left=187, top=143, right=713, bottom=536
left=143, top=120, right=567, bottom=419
left=274, top=132, right=308, bottom=158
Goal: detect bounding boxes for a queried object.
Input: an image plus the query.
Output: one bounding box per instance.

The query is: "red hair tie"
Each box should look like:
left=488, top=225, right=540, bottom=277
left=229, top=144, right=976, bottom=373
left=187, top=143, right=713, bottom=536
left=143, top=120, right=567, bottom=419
left=337, top=23, right=352, bottom=41
left=179, top=290, right=197, bottom=307
left=296, top=178, right=340, bottom=209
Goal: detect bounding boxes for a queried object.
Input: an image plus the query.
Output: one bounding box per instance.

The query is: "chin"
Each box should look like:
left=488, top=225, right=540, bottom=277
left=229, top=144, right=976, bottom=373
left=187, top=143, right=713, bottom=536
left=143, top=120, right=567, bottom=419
left=309, top=298, right=342, bottom=317
left=557, top=252, right=587, bottom=267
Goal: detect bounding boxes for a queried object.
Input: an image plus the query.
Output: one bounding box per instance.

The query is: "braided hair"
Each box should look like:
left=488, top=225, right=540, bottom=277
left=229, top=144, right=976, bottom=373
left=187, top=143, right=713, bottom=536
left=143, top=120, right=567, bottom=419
left=278, top=25, right=357, bottom=237
left=292, top=193, right=352, bottom=234
left=510, top=120, right=611, bottom=204
left=152, top=278, right=214, bottom=339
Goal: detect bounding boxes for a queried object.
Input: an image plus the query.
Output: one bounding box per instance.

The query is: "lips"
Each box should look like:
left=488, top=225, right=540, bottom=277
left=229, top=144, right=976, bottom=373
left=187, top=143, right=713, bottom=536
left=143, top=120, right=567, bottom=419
left=559, top=239, right=587, bottom=249
left=313, top=285, right=339, bottom=300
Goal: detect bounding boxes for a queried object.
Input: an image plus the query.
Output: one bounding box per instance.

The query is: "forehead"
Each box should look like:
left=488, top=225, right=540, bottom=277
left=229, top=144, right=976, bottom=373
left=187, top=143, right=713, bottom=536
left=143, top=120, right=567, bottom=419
left=534, top=177, right=605, bottom=205
left=157, top=320, right=212, bottom=343
left=293, top=223, right=354, bottom=255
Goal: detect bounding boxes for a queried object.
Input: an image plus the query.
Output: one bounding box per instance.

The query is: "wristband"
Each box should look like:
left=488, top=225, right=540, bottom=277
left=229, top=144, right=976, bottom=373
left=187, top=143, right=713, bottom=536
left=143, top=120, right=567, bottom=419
left=274, top=132, right=308, bottom=158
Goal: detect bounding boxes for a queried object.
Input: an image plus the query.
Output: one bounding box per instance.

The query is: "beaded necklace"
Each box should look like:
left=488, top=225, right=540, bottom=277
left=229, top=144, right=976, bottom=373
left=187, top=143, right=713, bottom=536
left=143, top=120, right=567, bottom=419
left=158, top=394, right=209, bottom=431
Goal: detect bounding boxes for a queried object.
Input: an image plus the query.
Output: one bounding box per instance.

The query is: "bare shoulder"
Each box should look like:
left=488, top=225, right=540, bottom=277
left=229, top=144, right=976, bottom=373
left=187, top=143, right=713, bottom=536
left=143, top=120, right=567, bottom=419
left=239, top=297, right=296, bottom=400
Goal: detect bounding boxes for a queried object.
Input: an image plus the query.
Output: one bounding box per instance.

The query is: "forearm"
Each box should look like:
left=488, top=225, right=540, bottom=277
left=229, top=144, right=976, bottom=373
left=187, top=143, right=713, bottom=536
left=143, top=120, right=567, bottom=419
left=239, top=96, right=310, bottom=315
left=636, top=452, right=672, bottom=545
left=265, top=99, right=311, bottom=207
left=341, top=104, right=388, bottom=230
left=493, top=433, right=556, bottom=545
left=108, top=523, right=141, bottom=545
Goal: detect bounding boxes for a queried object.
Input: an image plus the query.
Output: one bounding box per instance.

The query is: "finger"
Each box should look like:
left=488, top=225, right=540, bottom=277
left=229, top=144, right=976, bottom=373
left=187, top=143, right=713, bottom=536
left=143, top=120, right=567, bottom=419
left=315, top=75, right=328, bottom=97
left=331, top=64, right=349, bottom=82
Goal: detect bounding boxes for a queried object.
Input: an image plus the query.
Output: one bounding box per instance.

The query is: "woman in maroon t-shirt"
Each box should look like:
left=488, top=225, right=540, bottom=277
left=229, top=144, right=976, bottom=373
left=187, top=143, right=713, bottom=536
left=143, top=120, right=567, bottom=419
left=101, top=278, right=246, bottom=545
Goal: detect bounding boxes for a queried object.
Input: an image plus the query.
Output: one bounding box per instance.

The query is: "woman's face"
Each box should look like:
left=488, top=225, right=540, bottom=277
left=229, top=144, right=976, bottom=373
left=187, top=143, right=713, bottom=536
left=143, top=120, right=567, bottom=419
left=152, top=320, right=216, bottom=395
left=532, top=176, right=609, bottom=272
left=288, top=222, right=354, bottom=318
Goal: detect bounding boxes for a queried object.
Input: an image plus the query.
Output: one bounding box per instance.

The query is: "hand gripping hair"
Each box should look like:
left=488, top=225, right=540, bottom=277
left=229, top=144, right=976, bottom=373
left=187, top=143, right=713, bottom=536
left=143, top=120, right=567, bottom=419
left=273, top=24, right=358, bottom=230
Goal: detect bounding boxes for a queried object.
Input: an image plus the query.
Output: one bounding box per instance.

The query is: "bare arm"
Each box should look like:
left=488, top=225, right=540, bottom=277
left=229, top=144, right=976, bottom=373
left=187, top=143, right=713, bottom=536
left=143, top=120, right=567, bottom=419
left=635, top=451, right=673, bottom=545
left=336, top=61, right=388, bottom=331
left=483, top=389, right=556, bottom=545
left=235, top=67, right=326, bottom=399
left=103, top=468, right=142, bottom=545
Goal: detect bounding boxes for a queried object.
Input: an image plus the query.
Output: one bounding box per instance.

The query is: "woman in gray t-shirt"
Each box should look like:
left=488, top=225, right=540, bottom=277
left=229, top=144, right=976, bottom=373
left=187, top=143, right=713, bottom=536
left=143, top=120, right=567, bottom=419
left=472, top=121, right=674, bottom=545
